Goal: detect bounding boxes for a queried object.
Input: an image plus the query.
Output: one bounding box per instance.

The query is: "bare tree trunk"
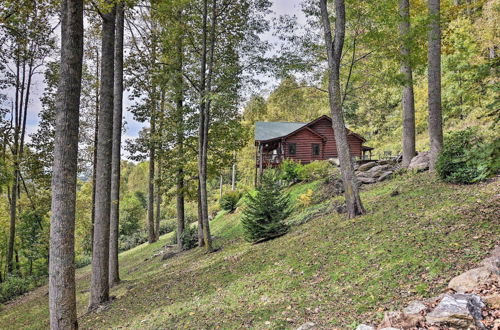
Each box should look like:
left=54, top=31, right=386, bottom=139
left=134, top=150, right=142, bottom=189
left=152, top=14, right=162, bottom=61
left=155, top=164, right=161, bottom=241
left=197, top=182, right=204, bottom=247
left=148, top=143, right=156, bottom=243
left=109, top=1, right=124, bottom=288
left=319, top=0, right=365, bottom=219
left=231, top=153, right=236, bottom=191
left=90, top=4, right=116, bottom=309
left=91, top=50, right=99, bottom=251
left=427, top=0, right=443, bottom=172
left=173, top=29, right=186, bottom=250
left=198, top=0, right=213, bottom=252
left=399, top=0, right=416, bottom=168
left=49, top=0, right=83, bottom=327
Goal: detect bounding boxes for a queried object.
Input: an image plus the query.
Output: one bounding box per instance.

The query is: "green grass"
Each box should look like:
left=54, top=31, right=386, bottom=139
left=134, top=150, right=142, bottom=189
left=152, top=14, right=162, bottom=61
left=1, top=173, right=499, bottom=329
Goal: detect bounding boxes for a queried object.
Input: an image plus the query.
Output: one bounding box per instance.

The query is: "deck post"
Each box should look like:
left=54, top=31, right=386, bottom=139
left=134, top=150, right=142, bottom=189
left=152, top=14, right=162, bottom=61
left=258, top=143, right=263, bottom=185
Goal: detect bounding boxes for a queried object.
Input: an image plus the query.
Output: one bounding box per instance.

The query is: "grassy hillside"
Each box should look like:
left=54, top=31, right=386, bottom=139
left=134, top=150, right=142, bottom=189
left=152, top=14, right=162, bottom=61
left=1, top=173, right=499, bottom=329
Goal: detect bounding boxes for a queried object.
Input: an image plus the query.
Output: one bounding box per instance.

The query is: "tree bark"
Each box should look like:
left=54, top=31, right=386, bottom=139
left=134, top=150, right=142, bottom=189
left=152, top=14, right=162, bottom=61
left=175, top=31, right=186, bottom=251
left=399, top=0, right=416, bottom=168
left=319, top=0, right=365, bottom=219
left=148, top=143, right=156, bottom=243
left=90, top=4, right=116, bottom=309
left=427, top=0, right=443, bottom=172
left=49, top=0, right=83, bottom=328
left=198, top=0, right=213, bottom=252
left=109, top=1, right=124, bottom=288
left=155, top=164, right=162, bottom=241
left=197, top=182, right=204, bottom=247
left=91, top=48, right=99, bottom=252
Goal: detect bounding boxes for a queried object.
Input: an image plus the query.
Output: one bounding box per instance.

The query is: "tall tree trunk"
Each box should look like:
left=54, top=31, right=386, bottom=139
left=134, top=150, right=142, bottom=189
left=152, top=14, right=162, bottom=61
left=319, top=0, right=365, bottom=219
left=148, top=142, right=156, bottom=243
left=198, top=0, right=213, bottom=251
left=175, top=32, right=186, bottom=251
left=90, top=4, right=116, bottom=309
left=427, top=0, right=443, bottom=172
left=155, top=164, right=161, bottom=241
left=109, top=1, right=124, bottom=288
left=399, top=0, right=416, bottom=168
left=197, top=182, right=204, bottom=247
left=91, top=48, right=100, bottom=252
left=49, top=0, right=83, bottom=327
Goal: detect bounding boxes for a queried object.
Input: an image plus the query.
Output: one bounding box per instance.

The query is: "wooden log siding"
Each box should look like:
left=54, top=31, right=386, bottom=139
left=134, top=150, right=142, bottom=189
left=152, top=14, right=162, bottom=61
left=284, top=129, right=324, bottom=163
left=255, top=116, right=367, bottom=167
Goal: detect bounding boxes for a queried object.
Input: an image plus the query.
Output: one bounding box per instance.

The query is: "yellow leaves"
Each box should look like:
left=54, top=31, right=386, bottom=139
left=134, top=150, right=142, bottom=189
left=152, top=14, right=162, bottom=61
left=298, top=189, right=314, bottom=207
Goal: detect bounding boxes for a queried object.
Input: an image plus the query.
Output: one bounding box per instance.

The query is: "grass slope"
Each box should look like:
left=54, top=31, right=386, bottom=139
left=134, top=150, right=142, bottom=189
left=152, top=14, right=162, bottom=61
left=1, top=173, right=499, bottom=329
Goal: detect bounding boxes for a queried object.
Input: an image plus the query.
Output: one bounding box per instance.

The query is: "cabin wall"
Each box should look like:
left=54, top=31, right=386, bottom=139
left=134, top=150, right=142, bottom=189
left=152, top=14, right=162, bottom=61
left=309, top=118, right=363, bottom=158
left=284, top=129, right=323, bottom=164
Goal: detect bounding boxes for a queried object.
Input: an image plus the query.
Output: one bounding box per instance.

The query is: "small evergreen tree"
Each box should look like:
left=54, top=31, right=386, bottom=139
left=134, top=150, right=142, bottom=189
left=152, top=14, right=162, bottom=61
left=241, top=171, right=291, bottom=243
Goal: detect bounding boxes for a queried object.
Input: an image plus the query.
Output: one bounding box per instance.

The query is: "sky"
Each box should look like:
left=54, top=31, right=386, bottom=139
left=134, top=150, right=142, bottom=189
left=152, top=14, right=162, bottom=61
left=18, top=0, right=307, bottom=145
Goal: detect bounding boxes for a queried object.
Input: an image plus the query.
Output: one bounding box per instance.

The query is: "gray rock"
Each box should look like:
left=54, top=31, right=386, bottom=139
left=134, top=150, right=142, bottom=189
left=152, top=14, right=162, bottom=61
left=426, top=294, right=485, bottom=328
left=355, top=325, right=375, bottom=330
left=377, top=171, right=393, bottom=182
left=403, top=300, right=427, bottom=315
left=408, top=152, right=429, bottom=171
left=161, top=252, right=176, bottom=260
left=296, top=322, right=316, bottom=330
left=358, top=162, right=377, bottom=171
left=358, top=176, right=377, bottom=184
left=448, top=266, right=492, bottom=293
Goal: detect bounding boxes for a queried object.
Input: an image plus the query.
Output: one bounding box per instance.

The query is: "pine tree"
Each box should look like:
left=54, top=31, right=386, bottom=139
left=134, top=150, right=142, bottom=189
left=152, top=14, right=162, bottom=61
left=241, top=171, right=290, bottom=244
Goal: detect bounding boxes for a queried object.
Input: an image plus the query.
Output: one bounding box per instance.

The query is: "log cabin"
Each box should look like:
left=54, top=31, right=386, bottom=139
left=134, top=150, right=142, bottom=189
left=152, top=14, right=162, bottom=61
left=255, top=115, right=373, bottom=169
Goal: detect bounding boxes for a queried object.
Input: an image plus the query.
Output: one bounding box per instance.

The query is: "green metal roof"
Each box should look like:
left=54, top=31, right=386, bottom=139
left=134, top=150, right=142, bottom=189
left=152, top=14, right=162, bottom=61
left=255, top=121, right=308, bottom=141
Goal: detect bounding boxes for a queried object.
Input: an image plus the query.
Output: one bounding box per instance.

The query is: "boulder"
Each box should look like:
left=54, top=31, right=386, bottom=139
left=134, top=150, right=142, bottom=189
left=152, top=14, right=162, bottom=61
left=355, top=325, right=375, bottom=330
left=425, top=294, right=485, bottom=329
left=448, top=267, right=492, bottom=293
left=408, top=152, right=429, bottom=172
left=296, top=322, right=316, bottom=330
left=402, top=301, right=427, bottom=315
left=481, top=245, right=500, bottom=275
left=377, top=171, right=393, bottom=182
left=379, top=310, right=424, bottom=329
left=358, top=177, right=377, bottom=184
left=161, top=252, right=176, bottom=261
left=358, top=162, right=377, bottom=171
left=483, top=294, right=500, bottom=309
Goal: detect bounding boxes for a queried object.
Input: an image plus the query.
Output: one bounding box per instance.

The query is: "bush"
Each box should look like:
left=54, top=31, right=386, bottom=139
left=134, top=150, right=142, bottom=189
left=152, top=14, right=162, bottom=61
left=279, top=159, right=303, bottom=184
left=74, top=254, right=91, bottom=268
left=436, top=128, right=500, bottom=184
left=170, top=225, right=198, bottom=250
left=219, top=191, right=242, bottom=212
left=241, top=171, right=291, bottom=243
left=0, top=275, right=44, bottom=304
left=297, top=161, right=335, bottom=182
left=119, top=230, right=148, bottom=252
left=159, top=218, right=176, bottom=236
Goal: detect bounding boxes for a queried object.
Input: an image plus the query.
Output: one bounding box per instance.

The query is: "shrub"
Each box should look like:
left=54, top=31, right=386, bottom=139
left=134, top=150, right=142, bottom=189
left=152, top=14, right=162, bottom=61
left=159, top=218, right=176, bottom=236
left=119, top=230, right=148, bottom=252
left=219, top=191, right=242, bottom=212
left=436, top=128, right=500, bottom=184
left=170, top=225, right=198, bottom=250
left=297, top=189, right=314, bottom=207
left=297, top=161, right=334, bottom=182
left=241, top=171, right=291, bottom=243
left=279, top=159, right=303, bottom=184
left=0, top=275, right=44, bottom=304
left=74, top=254, right=91, bottom=268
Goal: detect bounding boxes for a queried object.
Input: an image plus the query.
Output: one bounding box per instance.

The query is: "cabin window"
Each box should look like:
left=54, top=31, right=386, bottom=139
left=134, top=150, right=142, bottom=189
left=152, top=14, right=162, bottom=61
left=312, top=144, right=320, bottom=156
left=288, top=143, right=297, bottom=155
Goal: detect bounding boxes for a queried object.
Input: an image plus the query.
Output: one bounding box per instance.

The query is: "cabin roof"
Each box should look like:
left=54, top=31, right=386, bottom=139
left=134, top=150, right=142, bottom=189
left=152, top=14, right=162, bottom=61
left=254, top=121, right=308, bottom=141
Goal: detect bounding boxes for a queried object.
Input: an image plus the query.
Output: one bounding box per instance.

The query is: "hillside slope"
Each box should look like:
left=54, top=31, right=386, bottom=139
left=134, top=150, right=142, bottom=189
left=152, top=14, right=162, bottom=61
left=1, top=173, right=499, bottom=329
